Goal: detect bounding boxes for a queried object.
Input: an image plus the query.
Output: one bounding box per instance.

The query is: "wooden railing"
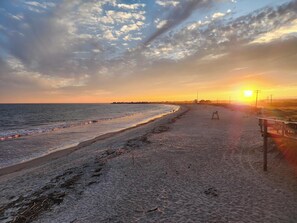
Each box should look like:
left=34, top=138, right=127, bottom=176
left=258, top=118, right=297, bottom=171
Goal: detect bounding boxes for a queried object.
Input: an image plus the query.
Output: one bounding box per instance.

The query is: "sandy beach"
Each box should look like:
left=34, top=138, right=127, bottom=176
left=1, top=105, right=297, bottom=223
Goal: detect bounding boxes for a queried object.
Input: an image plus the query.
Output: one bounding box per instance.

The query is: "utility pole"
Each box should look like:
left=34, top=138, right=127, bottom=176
left=197, top=91, right=199, bottom=103
left=255, top=90, right=260, bottom=108
left=270, top=94, right=273, bottom=104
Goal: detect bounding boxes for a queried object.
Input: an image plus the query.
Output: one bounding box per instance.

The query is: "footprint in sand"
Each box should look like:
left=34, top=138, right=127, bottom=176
left=204, top=187, right=219, bottom=197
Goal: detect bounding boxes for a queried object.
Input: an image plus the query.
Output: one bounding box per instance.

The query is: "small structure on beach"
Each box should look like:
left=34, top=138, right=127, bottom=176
left=211, top=111, right=220, bottom=120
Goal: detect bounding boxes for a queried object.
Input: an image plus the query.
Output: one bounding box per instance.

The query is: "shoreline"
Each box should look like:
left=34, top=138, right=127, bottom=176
left=0, top=104, right=178, bottom=142
left=1, top=104, right=297, bottom=223
left=0, top=105, right=181, bottom=176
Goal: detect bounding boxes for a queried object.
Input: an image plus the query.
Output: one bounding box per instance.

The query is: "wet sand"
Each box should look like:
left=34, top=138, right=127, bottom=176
left=1, top=105, right=297, bottom=223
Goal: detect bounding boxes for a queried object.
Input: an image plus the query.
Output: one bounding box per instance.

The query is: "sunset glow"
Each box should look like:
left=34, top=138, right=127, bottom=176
left=1, top=1, right=297, bottom=219
left=0, top=0, right=296, bottom=103
left=244, top=90, right=253, bottom=98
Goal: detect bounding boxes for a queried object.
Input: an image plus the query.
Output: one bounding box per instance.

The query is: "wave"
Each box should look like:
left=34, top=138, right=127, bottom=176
left=0, top=112, right=140, bottom=142
left=0, top=104, right=179, bottom=169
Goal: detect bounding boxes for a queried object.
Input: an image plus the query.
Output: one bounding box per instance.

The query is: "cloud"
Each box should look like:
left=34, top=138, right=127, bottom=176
left=187, top=20, right=210, bottom=30
left=23, top=1, right=56, bottom=13
left=103, top=30, right=117, bottom=40
left=116, top=3, right=145, bottom=10
left=141, top=1, right=297, bottom=63
left=155, top=20, right=168, bottom=29
left=8, top=13, right=24, bottom=21
left=0, top=0, right=297, bottom=102
left=200, top=53, right=228, bottom=61
left=131, top=36, right=297, bottom=98
left=123, top=34, right=142, bottom=41
left=105, top=10, right=146, bottom=23
left=144, top=0, right=215, bottom=45
left=212, top=12, right=225, bottom=20
left=24, top=1, right=56, bottom=9
left=211, top=10, right=232, bottom=20
left=251, top=19, right=297, bottom=44
left=0, top=56, right=11, bottom=78
left=0, top=0, right=148, bottom=79
left=120, top=23, right=143, bottom=33
left=155, top=0, right=180, bottom=7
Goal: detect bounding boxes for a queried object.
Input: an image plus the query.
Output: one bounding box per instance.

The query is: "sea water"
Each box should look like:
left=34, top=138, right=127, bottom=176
left=0, top=104, right=179, bottom=168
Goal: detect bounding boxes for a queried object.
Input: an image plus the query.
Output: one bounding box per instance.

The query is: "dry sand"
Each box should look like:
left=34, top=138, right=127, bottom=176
left=1, top=105, right=297, bottom=223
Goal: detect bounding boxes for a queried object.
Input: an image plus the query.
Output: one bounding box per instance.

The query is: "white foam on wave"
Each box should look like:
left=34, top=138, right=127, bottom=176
left=0, top=104, right=179, bottom=168
left=0, top=108, right=161, bottom=142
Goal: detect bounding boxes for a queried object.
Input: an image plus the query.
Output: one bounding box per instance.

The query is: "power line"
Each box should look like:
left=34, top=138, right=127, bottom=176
left=255, top=90, right=260, bottom=108
left=197, top=91, right=199, bottom=102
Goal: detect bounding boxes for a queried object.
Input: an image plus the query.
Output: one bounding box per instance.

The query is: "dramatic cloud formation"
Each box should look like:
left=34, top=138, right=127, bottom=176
left=143, top=0, right=214, bottom=45
left=0, top=0, right=296, bottom=102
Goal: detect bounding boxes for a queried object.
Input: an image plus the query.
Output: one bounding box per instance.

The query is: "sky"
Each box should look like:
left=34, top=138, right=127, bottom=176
left=0, top=0, right=296, bottom=103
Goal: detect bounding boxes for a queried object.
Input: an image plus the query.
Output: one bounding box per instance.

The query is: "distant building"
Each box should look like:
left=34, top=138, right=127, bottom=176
left=199, top=100, right=212, bottom=104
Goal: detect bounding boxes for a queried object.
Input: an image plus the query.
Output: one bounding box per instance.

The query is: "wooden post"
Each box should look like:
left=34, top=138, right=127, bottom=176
left=255, top=91, right=258, bottom=108
left=259, top=119, right=263, bottom=132
left=263, top=119, right=268, bottom=171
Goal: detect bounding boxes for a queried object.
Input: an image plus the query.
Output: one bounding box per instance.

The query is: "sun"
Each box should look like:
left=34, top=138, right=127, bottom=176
left=244, top=90, right=253, bottom=97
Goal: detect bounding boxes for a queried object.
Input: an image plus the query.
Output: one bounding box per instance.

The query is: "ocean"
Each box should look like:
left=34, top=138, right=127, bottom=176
left=0, top=104, right=178, bottom=168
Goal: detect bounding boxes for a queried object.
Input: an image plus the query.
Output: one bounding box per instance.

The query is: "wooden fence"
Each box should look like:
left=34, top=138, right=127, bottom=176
left=258, top=118, right=297, bottom=171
